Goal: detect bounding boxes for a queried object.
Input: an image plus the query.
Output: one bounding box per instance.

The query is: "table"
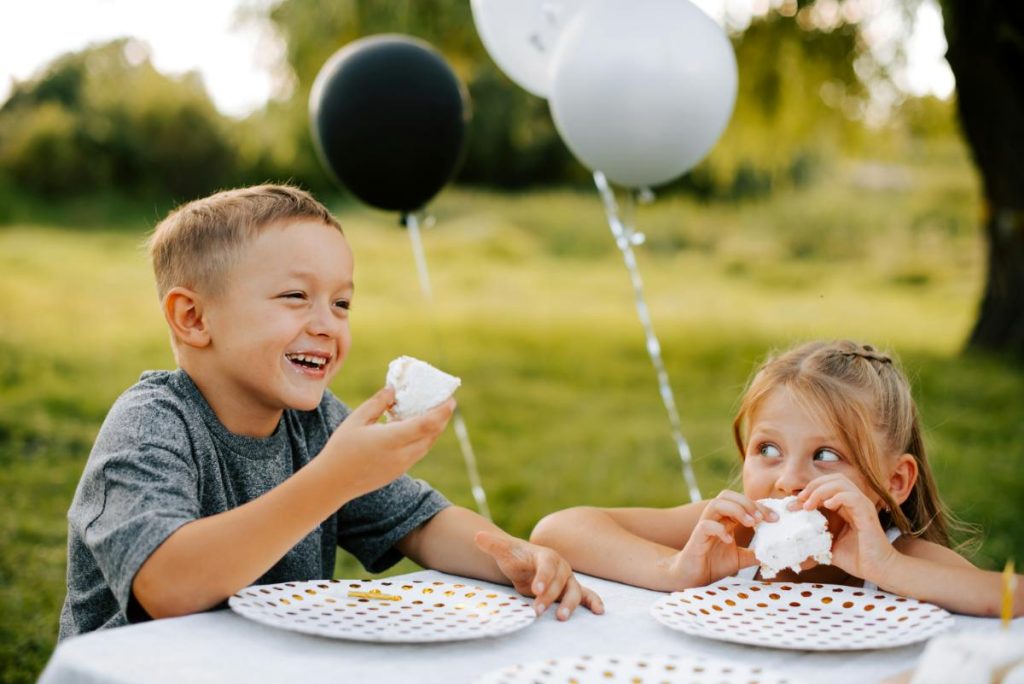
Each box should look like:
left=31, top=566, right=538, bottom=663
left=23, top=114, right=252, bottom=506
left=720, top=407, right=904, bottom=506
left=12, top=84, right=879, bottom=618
left=39, top=570, right=1024, bottom=684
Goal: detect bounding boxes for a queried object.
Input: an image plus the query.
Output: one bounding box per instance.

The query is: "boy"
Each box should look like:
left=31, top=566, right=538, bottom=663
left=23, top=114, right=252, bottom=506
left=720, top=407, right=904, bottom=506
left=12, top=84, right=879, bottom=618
left=59, top=184, right=602, bottom=640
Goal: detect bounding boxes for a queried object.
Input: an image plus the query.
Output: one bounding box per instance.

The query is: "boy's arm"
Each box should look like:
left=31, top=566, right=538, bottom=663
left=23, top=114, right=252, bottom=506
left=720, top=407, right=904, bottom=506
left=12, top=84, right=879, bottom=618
left=528, top=503, right=709, bottom=591
left=396, top=506, right=604, bottom=619
left=867, top=538, right=1024, bottom=617
left=133, top=390, right=451, bottom=619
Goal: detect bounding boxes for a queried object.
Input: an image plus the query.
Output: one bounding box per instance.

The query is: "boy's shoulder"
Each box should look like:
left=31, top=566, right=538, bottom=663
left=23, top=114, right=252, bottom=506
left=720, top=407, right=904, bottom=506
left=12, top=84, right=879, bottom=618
left=105, top=369, right=349, bottom=438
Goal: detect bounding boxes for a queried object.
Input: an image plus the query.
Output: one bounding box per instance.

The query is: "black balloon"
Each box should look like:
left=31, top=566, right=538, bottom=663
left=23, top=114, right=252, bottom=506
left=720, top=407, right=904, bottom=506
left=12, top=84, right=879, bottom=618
left=310, top=35, right=470, bottom=214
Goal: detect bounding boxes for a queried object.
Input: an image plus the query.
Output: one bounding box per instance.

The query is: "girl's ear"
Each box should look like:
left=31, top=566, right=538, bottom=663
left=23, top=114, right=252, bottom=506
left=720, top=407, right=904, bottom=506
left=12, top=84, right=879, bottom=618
left=163, top=287, right=211, bottom=349
left=888, top=453, right=918, bottom=506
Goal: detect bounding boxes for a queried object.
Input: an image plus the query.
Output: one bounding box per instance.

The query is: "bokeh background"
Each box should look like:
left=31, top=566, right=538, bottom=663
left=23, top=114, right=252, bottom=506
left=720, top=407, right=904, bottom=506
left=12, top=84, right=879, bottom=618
left=2, top=1, right=1022, bottom=682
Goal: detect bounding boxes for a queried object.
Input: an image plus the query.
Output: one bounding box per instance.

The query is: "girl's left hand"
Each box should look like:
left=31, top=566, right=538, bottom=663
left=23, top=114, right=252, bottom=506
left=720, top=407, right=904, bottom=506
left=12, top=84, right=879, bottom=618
left=796, top=475, right=896, bottom=583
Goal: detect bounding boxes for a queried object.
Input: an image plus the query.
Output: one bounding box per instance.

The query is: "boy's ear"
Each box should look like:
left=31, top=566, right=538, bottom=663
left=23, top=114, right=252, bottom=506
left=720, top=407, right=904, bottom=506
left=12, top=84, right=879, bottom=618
left=888, top=453, right=918, bottom=506
left=163, top=287, right=211, bottom=349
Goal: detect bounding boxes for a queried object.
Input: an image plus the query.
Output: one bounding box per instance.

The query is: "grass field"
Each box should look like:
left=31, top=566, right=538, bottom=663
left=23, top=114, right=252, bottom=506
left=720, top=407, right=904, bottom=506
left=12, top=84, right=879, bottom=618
left=2, top=151, right=1022, bottom=682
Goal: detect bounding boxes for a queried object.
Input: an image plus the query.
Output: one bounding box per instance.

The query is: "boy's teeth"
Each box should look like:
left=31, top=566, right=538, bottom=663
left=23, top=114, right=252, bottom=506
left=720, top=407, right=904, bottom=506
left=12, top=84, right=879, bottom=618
left=288, top=353, right=327, bottom=367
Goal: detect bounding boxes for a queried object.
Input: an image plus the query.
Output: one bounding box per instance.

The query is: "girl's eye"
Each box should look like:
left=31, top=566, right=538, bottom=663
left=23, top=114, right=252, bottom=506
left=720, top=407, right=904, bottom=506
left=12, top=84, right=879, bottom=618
left=334, top=299, right=351, bottom=310
left=814, top=448, right=841, bottom=463
left=282, top=292, right=305, bottom=300
left=758, top=443, right=782, bottom=459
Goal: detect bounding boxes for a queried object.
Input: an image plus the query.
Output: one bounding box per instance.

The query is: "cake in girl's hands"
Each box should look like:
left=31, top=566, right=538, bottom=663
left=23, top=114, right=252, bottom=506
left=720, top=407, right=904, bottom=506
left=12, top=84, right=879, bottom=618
left=385, top=356, right=461, bottom=420
left=750, top=496, right=833, bottom=579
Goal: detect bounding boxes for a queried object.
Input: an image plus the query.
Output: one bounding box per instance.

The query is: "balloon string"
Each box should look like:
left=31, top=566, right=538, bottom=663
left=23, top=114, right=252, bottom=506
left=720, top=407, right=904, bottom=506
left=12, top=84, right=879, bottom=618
left=592, top=172, right=702, bottom=504
left=404, top=212, right=493, bottom=521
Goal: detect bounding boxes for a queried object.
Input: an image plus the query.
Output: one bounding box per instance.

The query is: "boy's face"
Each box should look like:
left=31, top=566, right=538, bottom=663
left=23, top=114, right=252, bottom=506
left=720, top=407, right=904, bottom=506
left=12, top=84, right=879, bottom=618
left=199, top=219, right=354, bottom=435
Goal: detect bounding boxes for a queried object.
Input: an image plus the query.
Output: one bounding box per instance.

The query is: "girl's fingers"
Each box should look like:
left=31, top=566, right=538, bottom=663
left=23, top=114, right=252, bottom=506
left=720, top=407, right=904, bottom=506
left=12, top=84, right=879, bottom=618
left=824, top=492, right=875, bottom=525
left=709, top=492, right=762, bottom=526
left=697, top=519, right=732, bottom=545
left=799, top=476, right=852, bottom=510
left=737, top=546, right=759, bottom=568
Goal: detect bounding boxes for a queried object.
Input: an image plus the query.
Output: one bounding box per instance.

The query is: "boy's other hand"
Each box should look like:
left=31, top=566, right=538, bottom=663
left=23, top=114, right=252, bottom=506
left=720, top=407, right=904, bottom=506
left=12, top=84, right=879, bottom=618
left=474, top=531, right=605, bottom=620
left=328, top=387, right=455, bottom=498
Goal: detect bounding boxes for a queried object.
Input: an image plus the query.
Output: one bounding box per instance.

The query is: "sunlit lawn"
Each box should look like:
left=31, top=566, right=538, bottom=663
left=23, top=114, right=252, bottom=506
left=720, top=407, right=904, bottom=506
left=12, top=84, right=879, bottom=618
left=2, top=153, right=1022, bottom=682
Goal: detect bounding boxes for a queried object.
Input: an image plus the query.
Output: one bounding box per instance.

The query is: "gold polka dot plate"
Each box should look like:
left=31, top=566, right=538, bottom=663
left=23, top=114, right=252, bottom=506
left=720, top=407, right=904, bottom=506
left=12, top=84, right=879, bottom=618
left=650, top=581, right=953, bottom=650
left=229, top=578, right=536, bottom=642
left=475, top=654, right=804, bottom=684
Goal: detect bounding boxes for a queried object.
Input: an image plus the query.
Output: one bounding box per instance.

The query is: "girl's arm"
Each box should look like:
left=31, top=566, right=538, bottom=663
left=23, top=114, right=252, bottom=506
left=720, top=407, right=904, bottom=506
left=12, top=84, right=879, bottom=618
left=871, top=538, right=1024, bottom=617
left=529, top=503, right=709, bottom=591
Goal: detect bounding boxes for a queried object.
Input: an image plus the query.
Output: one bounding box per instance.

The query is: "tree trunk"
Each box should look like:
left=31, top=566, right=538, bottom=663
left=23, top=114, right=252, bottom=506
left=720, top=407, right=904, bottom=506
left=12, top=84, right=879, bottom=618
left=940, top=1, right=1024, bottom=356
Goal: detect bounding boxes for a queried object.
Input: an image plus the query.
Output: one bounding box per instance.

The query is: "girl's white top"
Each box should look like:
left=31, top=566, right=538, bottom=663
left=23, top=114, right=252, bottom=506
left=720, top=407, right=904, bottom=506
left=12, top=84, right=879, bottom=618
left=749, top=496, right=832, bottom=579
left=385, top=356, right=461, bottom=421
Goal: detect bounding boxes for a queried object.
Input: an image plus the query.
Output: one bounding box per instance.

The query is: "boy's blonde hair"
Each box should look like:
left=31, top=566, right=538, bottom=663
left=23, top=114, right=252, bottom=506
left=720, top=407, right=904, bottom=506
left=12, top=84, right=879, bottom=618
left=148, top=184, right=342, bottom=300
left=732, top=340, right=954, bottom=547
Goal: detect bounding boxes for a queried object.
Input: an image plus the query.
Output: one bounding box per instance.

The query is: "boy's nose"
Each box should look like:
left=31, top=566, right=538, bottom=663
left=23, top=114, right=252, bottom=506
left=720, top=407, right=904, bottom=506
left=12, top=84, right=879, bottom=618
left=307, top=302, right=343, bottom=336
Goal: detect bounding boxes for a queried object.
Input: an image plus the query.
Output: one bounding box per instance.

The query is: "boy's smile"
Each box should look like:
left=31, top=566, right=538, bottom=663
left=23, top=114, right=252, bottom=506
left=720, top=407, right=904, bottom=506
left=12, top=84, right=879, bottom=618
left=192, top=219, right=354, bottom=437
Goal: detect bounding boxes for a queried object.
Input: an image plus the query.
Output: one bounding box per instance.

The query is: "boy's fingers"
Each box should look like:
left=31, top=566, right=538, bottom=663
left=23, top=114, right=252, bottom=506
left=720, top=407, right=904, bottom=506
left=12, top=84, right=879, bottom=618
left=351, top=386, right=396, bottom=425
left=530, top=556, right=558, bottom=610
left=580, top=585, right=605, bottom=615
left=473, top=531, right=519, bottom=565
left=536, top=559, right=570, bottom=610
left=555, top=578, right=582, bottom=620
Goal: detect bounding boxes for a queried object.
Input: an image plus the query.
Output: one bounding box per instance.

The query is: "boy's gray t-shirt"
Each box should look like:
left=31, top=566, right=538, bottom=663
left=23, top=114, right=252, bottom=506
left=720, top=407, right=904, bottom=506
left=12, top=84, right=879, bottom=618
left=58, top=369, right=450, bottom=641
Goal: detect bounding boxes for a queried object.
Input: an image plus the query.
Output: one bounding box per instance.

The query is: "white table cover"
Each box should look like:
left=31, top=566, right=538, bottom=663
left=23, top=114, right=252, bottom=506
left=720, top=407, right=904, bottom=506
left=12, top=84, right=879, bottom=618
left=40, top=570, right=1024, bottom=684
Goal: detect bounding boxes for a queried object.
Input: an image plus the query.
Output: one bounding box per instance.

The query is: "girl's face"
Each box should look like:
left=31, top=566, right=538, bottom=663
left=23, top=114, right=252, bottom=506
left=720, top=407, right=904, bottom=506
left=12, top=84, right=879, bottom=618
left=741, top=385, right=881, bottom=511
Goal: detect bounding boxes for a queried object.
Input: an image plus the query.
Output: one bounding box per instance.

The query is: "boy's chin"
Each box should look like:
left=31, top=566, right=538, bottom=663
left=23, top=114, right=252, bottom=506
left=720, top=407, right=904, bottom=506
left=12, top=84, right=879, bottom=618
left=286, top=391, right=325, bottom=412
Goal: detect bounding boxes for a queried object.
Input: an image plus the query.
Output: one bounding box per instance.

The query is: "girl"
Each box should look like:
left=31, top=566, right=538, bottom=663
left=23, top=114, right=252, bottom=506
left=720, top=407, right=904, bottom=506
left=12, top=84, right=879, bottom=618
left=531, top=340, right=1023, bottom=616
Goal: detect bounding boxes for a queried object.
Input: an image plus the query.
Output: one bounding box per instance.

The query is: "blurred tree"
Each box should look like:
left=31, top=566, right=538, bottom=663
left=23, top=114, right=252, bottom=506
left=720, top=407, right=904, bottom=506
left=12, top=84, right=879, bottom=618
left=938, top=0, right=1024, bottom=356
left=0, top=39, right=238, bottom=200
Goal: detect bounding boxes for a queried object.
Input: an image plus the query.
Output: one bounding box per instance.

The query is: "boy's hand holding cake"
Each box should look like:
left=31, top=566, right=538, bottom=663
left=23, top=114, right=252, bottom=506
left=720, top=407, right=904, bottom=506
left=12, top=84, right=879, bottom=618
left=385, top=356, right=461, bottom=420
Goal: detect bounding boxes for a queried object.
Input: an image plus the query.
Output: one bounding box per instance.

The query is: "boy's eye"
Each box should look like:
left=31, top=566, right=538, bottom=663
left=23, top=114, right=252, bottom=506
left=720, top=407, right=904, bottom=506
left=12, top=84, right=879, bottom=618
left=758, top=443, right=782, bottom=459
left=814, top=448, right=841, bottom=463
left=281, top=292, right=305, bottom=300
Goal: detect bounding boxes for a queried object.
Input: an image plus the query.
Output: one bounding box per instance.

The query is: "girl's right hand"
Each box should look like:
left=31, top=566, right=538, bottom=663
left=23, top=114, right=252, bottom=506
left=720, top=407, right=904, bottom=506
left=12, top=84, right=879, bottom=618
left=669, top=490, right=776, bottom=588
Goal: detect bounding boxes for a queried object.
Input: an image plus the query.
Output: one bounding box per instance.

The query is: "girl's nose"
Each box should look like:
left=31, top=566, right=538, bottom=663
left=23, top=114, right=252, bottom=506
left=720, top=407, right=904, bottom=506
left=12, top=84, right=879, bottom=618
left=775, top=460, right=811, bottom=496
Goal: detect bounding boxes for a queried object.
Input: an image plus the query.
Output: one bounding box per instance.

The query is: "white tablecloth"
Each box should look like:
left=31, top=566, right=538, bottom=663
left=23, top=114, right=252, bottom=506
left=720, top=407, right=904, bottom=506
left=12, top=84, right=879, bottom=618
left=39, top=570, right=1024, bottom=684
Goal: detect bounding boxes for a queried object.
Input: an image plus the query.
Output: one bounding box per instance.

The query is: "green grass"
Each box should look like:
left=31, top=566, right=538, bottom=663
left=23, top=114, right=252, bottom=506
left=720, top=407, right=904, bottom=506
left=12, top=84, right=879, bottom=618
left=3, top=152, right=1023, bottom=682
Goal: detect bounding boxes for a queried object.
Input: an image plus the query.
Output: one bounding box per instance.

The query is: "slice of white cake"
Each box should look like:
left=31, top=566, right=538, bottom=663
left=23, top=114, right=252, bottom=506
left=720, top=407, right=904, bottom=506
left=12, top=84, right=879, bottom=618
left=908, top=631, right=1024, bottom=684
left=385, top=356, right=461, bottom=421
left=750, top=496, right=832, bottom=579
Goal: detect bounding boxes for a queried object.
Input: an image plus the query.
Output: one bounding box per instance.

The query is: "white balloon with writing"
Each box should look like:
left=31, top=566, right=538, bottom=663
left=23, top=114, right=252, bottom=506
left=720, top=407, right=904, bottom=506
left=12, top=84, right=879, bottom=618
left=550, top=0, right=738, bottom=188
left=471, top=0, right=588, bottom=98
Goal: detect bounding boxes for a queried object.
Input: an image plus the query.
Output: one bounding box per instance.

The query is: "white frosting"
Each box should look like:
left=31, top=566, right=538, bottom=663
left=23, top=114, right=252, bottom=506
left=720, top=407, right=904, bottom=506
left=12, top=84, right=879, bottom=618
left=750, top=496, right=832, bottom=579
left=385, top=356, right=461, bottom=420
left=909, top=631, right=1024, bottom=684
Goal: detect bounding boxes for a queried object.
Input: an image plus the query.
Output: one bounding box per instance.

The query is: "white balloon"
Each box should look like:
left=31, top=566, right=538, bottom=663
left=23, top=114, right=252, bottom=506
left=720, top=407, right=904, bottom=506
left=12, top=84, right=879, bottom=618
left=471, top=0, right=588, bottom=98
left=549, top=0, right=738, bottom=188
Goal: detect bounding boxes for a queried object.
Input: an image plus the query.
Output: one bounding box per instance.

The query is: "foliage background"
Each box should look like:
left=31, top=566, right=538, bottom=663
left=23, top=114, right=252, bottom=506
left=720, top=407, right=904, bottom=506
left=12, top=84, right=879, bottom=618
left=2, top=1, right=1022, bottom=683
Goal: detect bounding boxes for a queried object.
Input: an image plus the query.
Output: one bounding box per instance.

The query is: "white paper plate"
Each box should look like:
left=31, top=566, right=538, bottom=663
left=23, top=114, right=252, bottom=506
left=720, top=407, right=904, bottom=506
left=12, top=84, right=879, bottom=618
left=651, top=580, right=953, bottom=650
left=475, top=654, right=805, bottom=684
left=229, top=578, right=536, bottom=642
